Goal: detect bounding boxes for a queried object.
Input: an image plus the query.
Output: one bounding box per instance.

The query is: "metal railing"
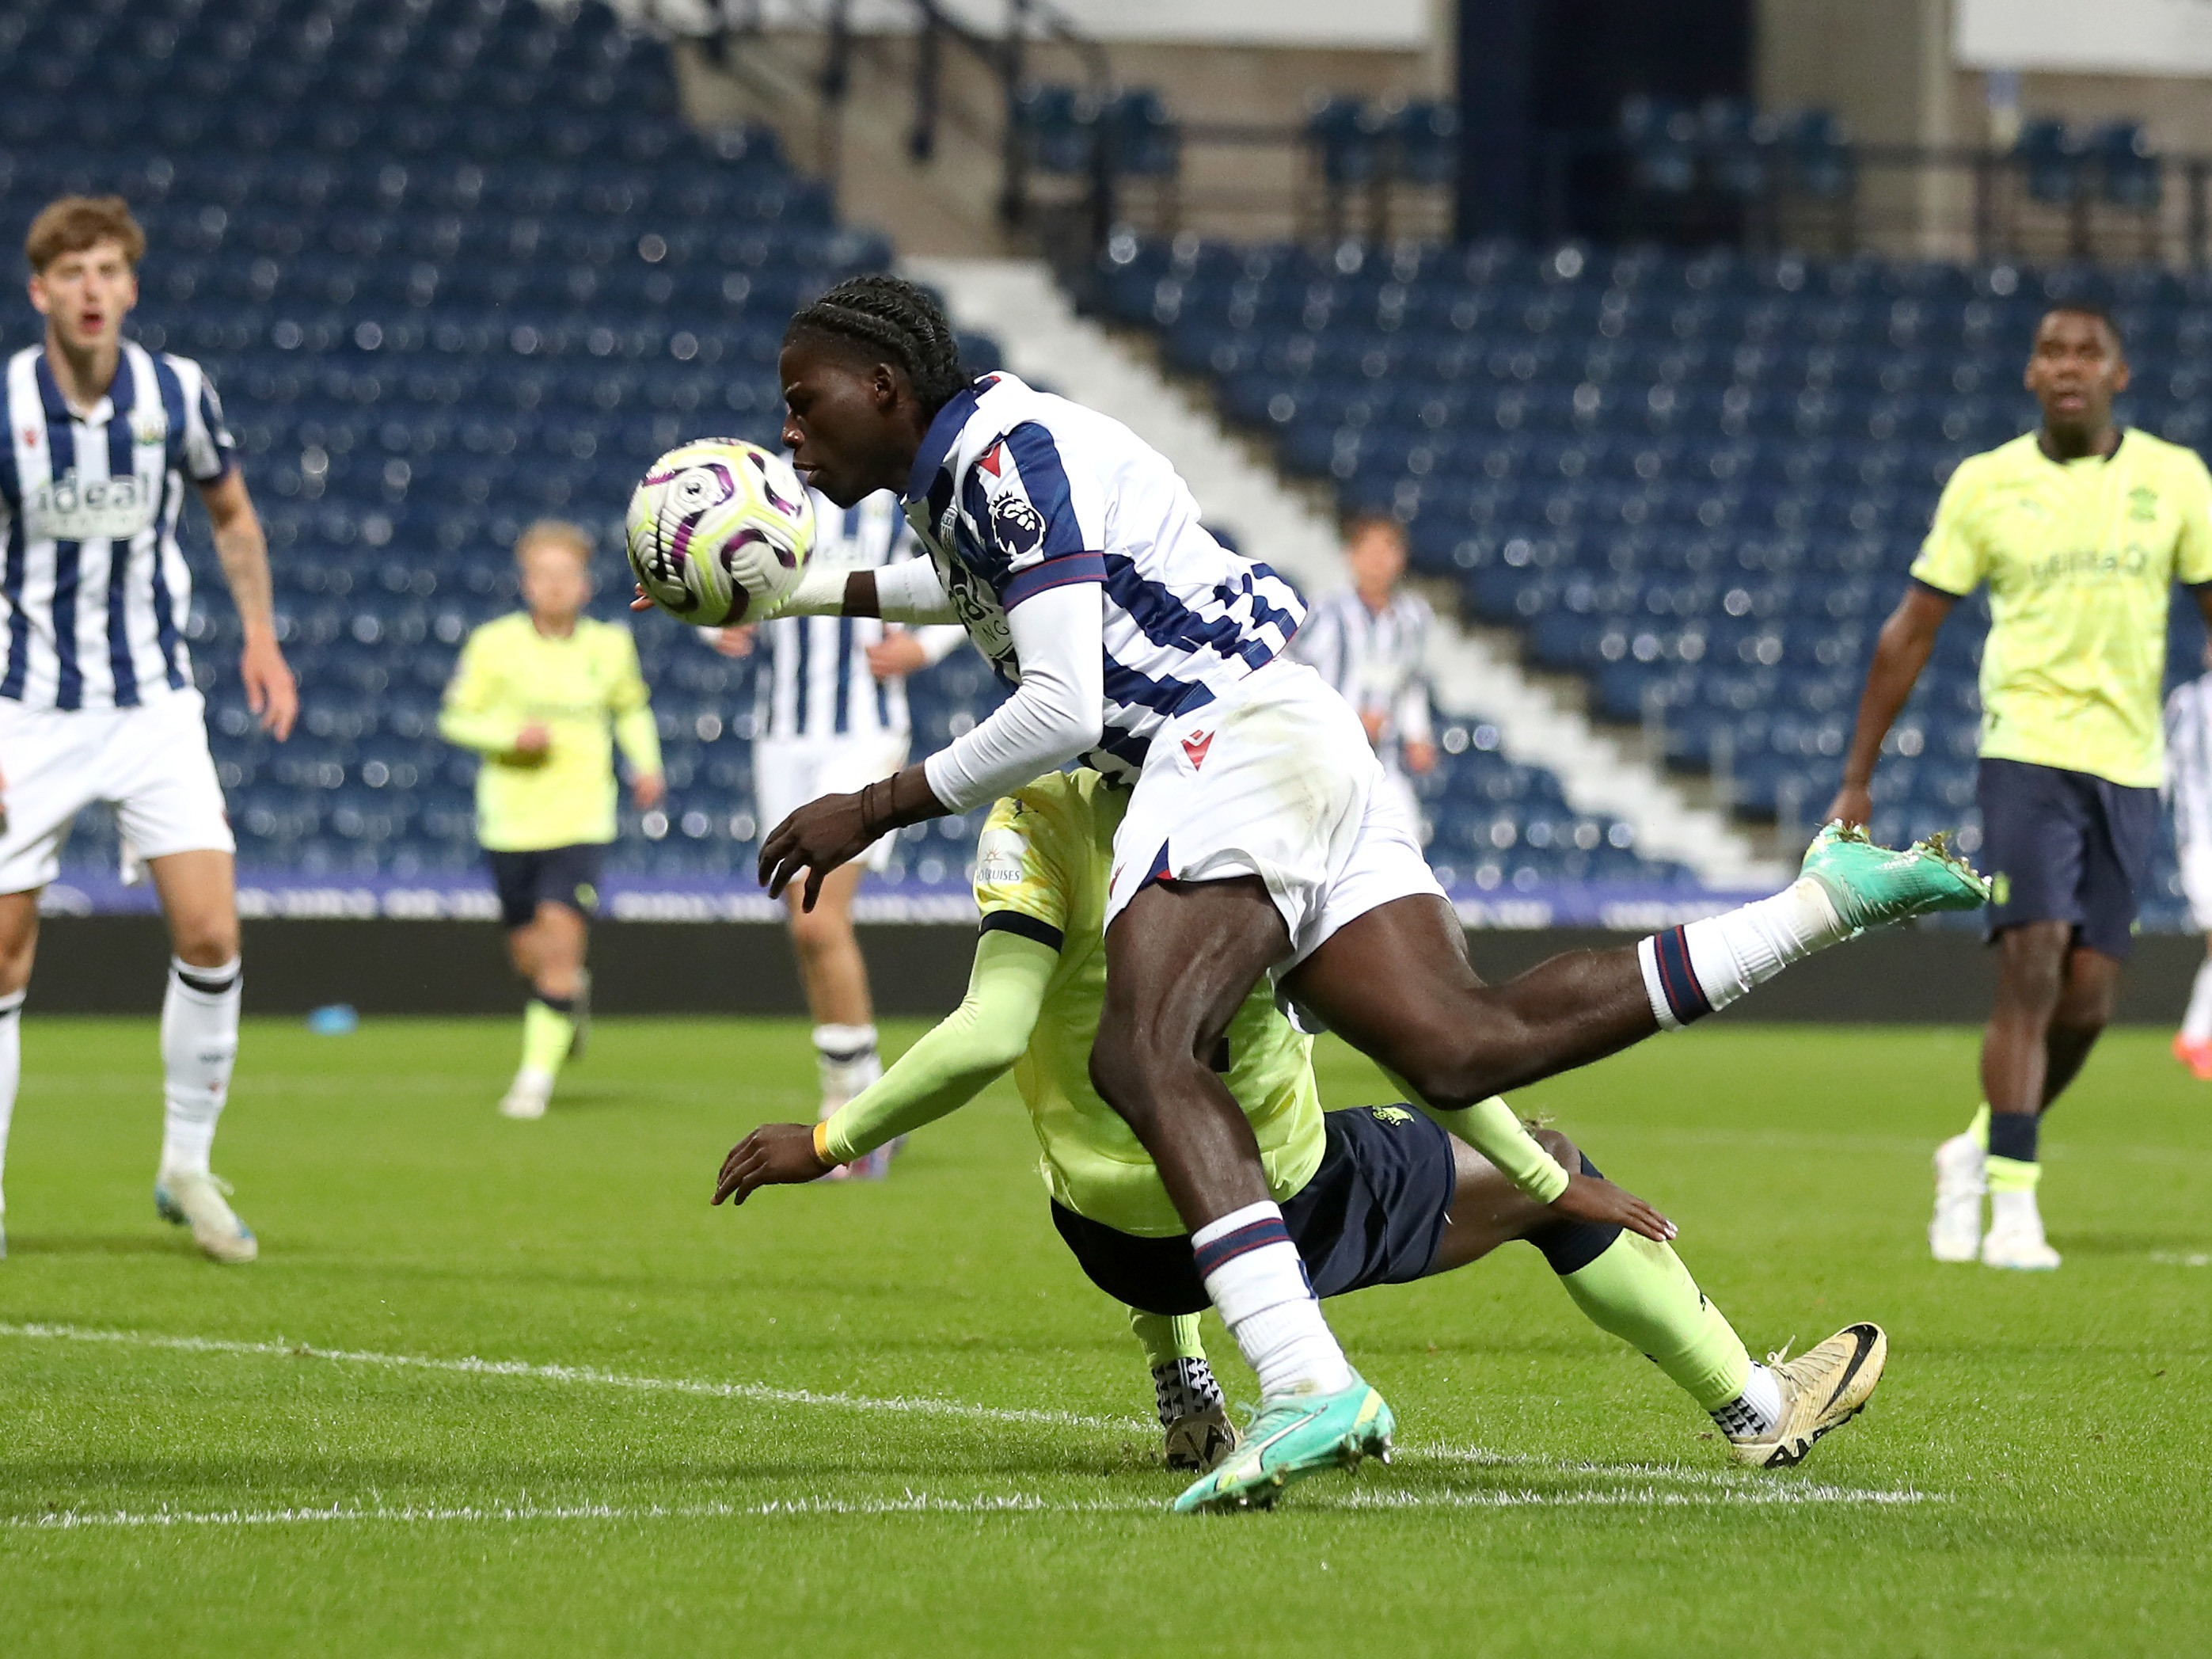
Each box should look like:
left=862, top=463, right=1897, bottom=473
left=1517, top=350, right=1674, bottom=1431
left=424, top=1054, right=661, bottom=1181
left=1531, top=133, right=2212, bottom=268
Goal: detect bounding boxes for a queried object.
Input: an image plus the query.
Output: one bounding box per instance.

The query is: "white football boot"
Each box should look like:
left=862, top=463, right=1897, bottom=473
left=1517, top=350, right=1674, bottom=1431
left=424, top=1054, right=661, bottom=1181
left=499, top=1076, right=550, bottom=1120
left=155, top=1170, right=258, bottom=1264
left=1981, top=1191, right=2061, bottom=1270
left=1929, top=1132, right=1986, bottom=1263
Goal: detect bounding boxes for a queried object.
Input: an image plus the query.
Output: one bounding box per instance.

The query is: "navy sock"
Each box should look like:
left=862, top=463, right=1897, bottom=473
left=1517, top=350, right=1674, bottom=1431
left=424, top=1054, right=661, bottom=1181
left=1526, top=1154, right=1623, bottom=1275
left=530, top=991, right=576, bottom=1017
left=1986, top=1110, right=2039, bottom=1163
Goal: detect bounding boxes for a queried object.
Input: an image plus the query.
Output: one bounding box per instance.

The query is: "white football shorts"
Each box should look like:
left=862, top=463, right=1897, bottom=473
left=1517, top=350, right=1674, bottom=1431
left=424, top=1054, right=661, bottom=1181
left=754, top=731, right=912, bottom=874
left=0, top=687, right=234, bottom=894
left=2181, top=839, right=2212, bottom=934
left=1104, top=656, right=1446, bottom=968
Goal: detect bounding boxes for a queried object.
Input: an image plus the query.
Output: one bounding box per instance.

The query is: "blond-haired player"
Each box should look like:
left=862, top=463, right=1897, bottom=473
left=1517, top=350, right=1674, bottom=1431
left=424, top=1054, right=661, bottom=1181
left=0, top=196, right=296, bottom=1263
left=440, top=521, right=663, bottom=1119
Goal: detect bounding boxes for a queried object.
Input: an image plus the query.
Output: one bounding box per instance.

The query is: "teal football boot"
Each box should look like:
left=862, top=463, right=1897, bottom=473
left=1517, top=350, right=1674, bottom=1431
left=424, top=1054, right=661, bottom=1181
left=1799, top=821, right=1990, bottom=936
left=1171, top=1374, right=1394, bottom=1514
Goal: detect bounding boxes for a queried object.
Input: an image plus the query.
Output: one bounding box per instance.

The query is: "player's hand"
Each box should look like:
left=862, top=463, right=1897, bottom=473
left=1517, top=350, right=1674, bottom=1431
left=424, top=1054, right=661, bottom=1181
left=1360, top=709, right=1387, bottom=745
left=713, top=625, right=757, bottom=658
left=713, top=1121, right=833, bottom=1204
left=632, top=771, right=666, bottom=810
left=512, top=722, right=552, bottom=760
left=1404, top=739, right=1438, bottom=775
left=240, top=630, right=298, bottom=741
left=1549, top=1170, right=1676, bottom=1243
left=865, top=633, right=928, bottom=680
left=758, top=791, right=872, bottom=911
left=1822, top=781, right=1873, bottom=829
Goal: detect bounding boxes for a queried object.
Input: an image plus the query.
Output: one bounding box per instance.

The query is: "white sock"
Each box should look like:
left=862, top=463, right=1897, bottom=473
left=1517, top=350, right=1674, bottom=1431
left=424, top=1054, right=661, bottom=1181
left=1639, top=877, right=1845, bottom=1029
left=1710, top=1362, right=1784, bottom=1436
left=1990, top=1187, right=2044, bottom=1236
left=0, top=990, right=21, bottom=1212
left=1192, top=1201, right=1353, bottom=1398
left=814, top=1022, right=880, bottom=1118
left=159, top=957, right=241, bottom=1178
left=2184, top=959, right=2212, bottom=1042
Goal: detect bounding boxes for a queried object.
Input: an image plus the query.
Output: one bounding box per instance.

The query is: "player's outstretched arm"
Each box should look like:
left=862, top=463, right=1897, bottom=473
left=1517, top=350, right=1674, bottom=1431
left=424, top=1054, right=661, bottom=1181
left=713, top=929, right=1056, bottom=1204
left=759, top=583, right=1104, bottom=910
left=200, top=470, right=297, bottom=740
left=1826, top=582, right=1952, bottom=826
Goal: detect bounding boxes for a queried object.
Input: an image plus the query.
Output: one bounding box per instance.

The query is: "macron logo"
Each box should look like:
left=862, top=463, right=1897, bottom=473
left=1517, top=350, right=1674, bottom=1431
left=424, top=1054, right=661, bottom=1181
left=1180, top=730, right=1214, bottom=771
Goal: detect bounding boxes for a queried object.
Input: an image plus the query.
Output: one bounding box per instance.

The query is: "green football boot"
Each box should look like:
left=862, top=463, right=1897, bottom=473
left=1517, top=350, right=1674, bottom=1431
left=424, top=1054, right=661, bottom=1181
left=1799, top=821, right=1990, bottom=937
left=1170, top=1375, right=1395, bottom=1514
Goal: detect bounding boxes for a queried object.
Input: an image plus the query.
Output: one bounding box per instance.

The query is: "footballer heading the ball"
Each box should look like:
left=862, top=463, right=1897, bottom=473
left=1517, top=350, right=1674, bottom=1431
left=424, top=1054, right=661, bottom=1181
left=627, top=437, right=815, bottom=626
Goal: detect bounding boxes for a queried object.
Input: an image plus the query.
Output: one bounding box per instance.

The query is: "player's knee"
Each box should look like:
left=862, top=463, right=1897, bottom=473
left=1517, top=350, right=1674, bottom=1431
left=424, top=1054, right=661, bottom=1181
left=1086, top=1031, right=1150, bottom=1128
left=785, top=902, right=849, bottom=955
left=0, top=904, right=39, bottom=991
left=170, top=915, right=239, bottom=968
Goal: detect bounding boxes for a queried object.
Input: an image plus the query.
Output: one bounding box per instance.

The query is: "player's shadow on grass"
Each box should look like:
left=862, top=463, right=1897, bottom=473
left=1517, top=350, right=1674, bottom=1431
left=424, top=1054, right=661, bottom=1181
left=2049, top=1231, right=2208, bottom=1258
left=0, top=1233, right=196, bottom=1257
left=533, top=1086, right=662, bottom=1113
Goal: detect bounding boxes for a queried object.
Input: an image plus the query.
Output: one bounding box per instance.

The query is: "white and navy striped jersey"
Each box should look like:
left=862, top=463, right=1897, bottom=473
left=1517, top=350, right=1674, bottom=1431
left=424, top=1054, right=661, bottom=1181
left=754, top=488, right=963, bottom=740
left=2165, top=672, right=2212, bottom=847
left=0, top=342, right=233, bottom=711
left=900, top=371, right=1304, bottom=779
left=1292, top=585, right=1435, bottom=764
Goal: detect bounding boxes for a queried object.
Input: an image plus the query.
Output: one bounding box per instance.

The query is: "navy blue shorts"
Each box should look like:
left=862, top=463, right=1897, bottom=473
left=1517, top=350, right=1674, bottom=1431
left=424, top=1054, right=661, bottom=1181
left=1051, top=1105, right=1456, bottom=1317
left=488, top=843, right=605, bottom=930
left=1977, top=758, right=2158, bottom=959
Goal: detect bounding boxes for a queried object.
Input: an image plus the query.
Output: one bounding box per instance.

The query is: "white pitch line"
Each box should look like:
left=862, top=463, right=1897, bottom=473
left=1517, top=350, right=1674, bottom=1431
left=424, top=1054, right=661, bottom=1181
left=0, top=1322, right=1941, bottom=1510
left=0, top=1322, right=1135, bottom=1433
left=6, top=1484, right=1939, bottom=1532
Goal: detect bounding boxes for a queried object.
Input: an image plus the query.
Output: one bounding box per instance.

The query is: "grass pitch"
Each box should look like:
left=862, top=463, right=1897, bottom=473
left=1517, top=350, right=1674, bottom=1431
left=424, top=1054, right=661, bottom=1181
left=1, top=1014, right=2206, bottom=1657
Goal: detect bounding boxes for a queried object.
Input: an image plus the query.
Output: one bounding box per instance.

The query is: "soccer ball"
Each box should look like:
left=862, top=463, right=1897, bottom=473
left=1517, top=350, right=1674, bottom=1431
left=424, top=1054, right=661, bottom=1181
left=626, top=438, right=815, bottom=626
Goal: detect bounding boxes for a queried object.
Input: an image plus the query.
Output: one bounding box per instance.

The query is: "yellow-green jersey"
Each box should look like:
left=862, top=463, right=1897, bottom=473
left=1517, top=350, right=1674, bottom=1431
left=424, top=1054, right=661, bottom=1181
left=1911, top=429, right=2212, bottom=788
left=438, top=612, right=662, bottom=850
left=974, top=769, right=1326, bottom=1237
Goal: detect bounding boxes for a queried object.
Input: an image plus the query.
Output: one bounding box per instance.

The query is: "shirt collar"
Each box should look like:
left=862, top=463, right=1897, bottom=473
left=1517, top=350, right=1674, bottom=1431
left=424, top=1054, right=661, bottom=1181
left=903, top=379, right=987, bottom=503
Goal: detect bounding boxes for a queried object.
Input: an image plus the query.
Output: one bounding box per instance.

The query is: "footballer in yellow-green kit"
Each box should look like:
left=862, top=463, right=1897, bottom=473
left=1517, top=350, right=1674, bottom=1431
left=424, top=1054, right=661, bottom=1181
left=1830, top=302, right=2212, bottom=1273
left=714, top=767, right=1896, bottom=1493
left=440, top=520, right=663, bottom=1119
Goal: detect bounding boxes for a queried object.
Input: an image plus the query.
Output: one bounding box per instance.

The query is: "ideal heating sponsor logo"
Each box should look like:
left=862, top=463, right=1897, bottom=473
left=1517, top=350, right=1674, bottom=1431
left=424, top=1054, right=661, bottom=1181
left=25, top=470, right=156, bottom=542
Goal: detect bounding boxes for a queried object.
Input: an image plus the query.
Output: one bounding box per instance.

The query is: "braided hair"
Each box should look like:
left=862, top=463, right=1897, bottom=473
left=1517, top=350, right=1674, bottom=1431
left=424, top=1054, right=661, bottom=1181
left=785, top=275, right=973, bottom=413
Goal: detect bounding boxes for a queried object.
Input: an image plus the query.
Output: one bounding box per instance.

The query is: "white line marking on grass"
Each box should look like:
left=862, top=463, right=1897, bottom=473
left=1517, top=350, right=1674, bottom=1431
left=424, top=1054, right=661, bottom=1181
left=2148, top=1251, right=2210, bottom=1267
left=0, top=1324, right=1943, bottom=1513
left=0, top=1322, right=1135, bottom=1433
left=6, top=1484, right=1940, bottom=1532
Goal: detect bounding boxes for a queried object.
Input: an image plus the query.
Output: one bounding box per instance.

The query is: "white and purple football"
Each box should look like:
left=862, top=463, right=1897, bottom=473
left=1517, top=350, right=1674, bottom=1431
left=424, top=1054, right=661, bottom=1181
left=626, top=438, right=815, bottom=626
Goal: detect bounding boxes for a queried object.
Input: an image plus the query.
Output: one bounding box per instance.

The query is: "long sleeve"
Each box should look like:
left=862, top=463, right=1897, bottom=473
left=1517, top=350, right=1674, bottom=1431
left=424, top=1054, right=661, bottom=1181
left=1395, top=602, right=1434, bottom=748
left=1290, top=596, right=1344, bottom=689
left=606, top=630, right=662, bottom=777
left=922, top=581, right=1104, bottom=815
left=821, top=930, right=1058, bottom=1161
left=1411, top=1091, right=1570, bottom=1203
left=438, top=631, right=523, bottom=755
left=913, top=623, right=969, bottom=666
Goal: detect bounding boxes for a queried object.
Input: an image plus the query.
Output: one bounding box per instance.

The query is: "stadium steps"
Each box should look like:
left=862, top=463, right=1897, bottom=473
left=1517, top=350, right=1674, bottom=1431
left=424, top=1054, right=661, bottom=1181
left=670, top=28, right=1024, bottom=261
left=905, top=257, right=1784, bottom=889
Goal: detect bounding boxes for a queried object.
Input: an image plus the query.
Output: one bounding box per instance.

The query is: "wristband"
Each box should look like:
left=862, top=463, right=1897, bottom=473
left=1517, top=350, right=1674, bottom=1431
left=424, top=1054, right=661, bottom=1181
left=811, top=1121, right=836, bottom=1166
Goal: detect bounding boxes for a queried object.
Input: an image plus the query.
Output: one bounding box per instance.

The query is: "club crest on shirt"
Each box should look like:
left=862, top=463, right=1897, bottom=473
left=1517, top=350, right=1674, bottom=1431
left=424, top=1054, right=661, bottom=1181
left=25, top=470, right=155, bottom=542
left=989, top=493, right=1044, bottom=558
left=130, top=408, right=169, bottom=447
